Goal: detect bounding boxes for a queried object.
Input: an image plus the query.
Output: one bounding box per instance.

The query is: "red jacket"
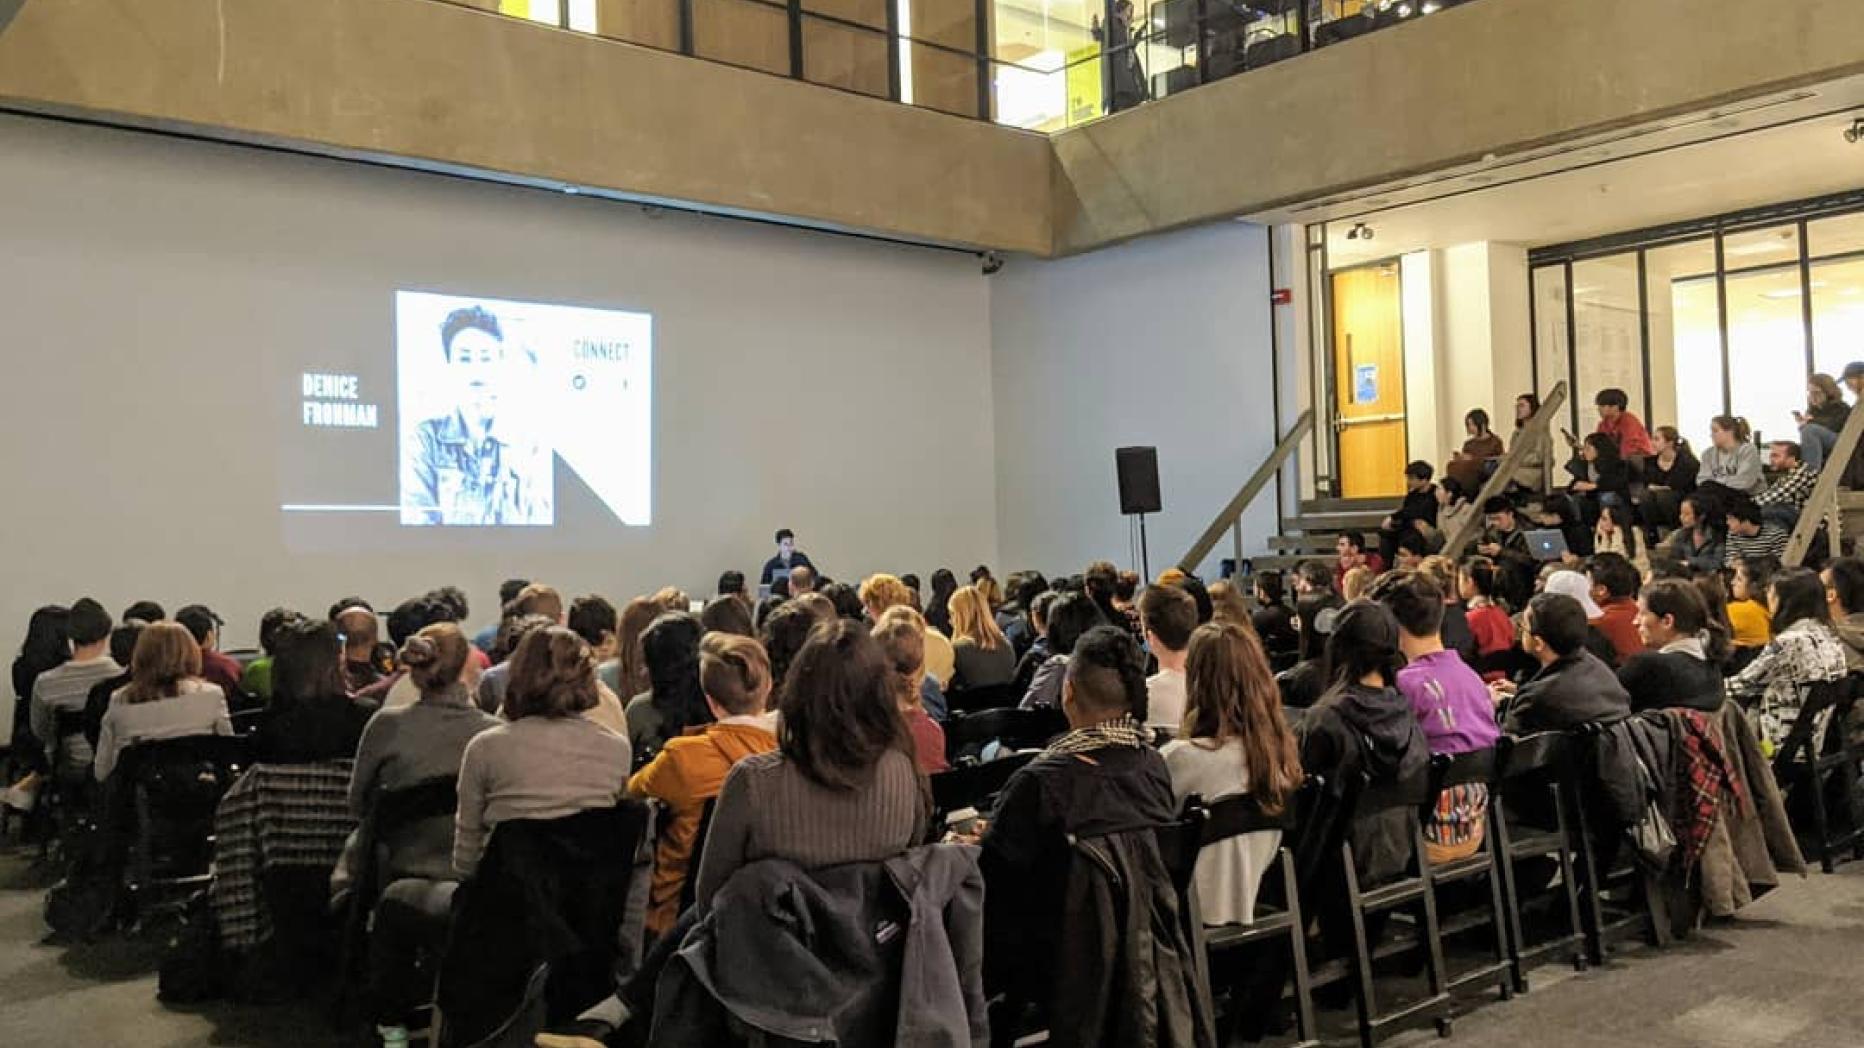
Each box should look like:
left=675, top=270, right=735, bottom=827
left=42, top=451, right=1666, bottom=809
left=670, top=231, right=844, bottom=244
left=1597, top=412, right=1654, bottom=459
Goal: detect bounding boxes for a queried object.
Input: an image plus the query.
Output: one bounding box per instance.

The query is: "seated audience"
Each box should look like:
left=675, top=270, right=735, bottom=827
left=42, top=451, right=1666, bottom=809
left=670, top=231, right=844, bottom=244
left=1162, top=621, right=1303, bottom=926
left=1643, top=426, right=1700, bottom=499
left=1447, top=408, right=1506, bottom=492
left=240, top=607, right=304, bottom=702
left=1797, top=373, right=1850, bottom=471
left=30, top=597, right=120, bottom=775
left=1590, top=388, right=1654, bottom=463
left=1617, top=579, right=1730, bottom=713
left=694, top=620, right=924, bottom=909
left=862, top=573, right=956, bottom=687
left=479, top=613, right=550, bottom=712
left=1542, top=569, right=1623, bottom=668
left=337, top=605, right=389, bottom=693
left=1293, top=560, right=1343, bottom=663
left=566, top=595, right=619, bottom=666
left=1379, top=461, right=1440, bottom=565
left=1375, top=572, right=1501, bottom=864
left=1333, top=530, right=1386, bottom=594
left=93, top=622, right=234, bottom=782
left=1295, top=601, right=1430, bottom=887
left=1417, top=477, right=1477, bottom=553
left=1240, top=571, right=1291, bottom=655
left=472, top=578, right=530, bottom=653
left=82, top=623, right=143, bottom=750
left=1392, top=532, right=1432, bottom=571
left=120, top=600, right=165, bottom=625
left=1754, top=440, right=1818, bottom=529
left=924, top=569, right=957, bottom=636
left=1341, top=565, right=1377, bottom=603
left=1697, top=415, right=1764, bottom=495
left=1020, top=591, right=1105, bottom=710
left=788, top=564, right=819, bottom=601
left=625, top=613, right=709, bottom=763
left=872, top=607, right=949, bottom=774
left=1724, top=494, right=1790, bottom=567
left=626, top=632, right=779, bottom=938
left=1206, top=580, right=1254, bottom=629
left=1571, top=433, right=1631, bottom=527
left=255, top=619, right=380, bottom=763
left=1727, top=567, right=1848, bottom=749
left=1011, top=591, right=1058, bottom=695
left=1137, top=584, right=1197, bottom=731
left=1665, top=495, right=1725, bottom=575
left=1459, top=557, right=1516, bottom=681
left=947, top=584, right=1016, bottom=690
left=1475, top=497, right=1537, bottom=610
left=454, top=626, right=632, bottom=879
left=820, top=581, right=866, bottom=623
left=1506, top=393, right=1552, bottom=493
left=174, top=604, right=249, bottom=710
left=1822, top=556, right=1864, bottom=672
left=1592, top=504, right=1639, bottom=562
left=1417, top=555, right=1477, bottom=665
left=997, top=572, right=1046, bottom=658
left=981, top=626, right=1174, bottom=997
left=1588, top=553, right=1646, bottom=665
left=698, top=595, right=754, bottom=637
left=1492, top=593, right=1632, bottom=734
left=602, top=596, right=660, bottom=700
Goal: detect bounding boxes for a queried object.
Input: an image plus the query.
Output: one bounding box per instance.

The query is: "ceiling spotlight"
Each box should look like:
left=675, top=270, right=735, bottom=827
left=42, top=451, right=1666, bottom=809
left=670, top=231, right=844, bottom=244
left=1846, top=117, right=1864, bottom=144
left=1346, top=222, right=1374, bottom=241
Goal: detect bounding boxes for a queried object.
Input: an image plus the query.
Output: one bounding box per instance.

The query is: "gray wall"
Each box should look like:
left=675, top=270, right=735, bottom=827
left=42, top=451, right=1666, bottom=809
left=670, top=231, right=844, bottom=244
left=989, top=222, right=1280, bottom=580
left=0, top=114, right=998, bottom=652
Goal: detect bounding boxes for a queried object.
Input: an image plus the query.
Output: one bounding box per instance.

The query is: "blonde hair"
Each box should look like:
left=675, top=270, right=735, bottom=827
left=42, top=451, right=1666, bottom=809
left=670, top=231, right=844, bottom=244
left=699, top=633, right=772, bottom=716
left=872, top=605, right=928, bottom=709
left=514, top=583, right=565, bottom=622
left=399, top=622, right=471, bottom=694
left=1342, top=566, right=1376, bottom=602
left=125, top=622, right=203, bottom=704
left=1417, top=555, right=1459, bottom=600
left=1157, top=567, right=1189, bottom=586
left=859, top=574, right=915, bottom=616
left=650, top=586, right=689, bottom=612
left=1206, top=580, right=1254, bottom=626
left=948, top=585, right=1007, bottom=652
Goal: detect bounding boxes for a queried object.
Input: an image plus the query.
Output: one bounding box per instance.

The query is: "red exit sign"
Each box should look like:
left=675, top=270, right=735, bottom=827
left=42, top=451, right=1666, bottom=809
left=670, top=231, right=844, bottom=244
left=1270, top=288, right=1292, bottom=305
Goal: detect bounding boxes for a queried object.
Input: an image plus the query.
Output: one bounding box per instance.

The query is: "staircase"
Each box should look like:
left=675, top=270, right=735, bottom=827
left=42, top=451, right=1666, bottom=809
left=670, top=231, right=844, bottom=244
left=1251, top=497, right=1393, bottom=573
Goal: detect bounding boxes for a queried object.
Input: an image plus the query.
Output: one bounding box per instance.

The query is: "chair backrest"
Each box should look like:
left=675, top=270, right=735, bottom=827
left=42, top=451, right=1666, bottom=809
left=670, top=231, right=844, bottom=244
left=944, top=706, right=1068, bottom=752
left=1354, top=764, right=1432, bottom=815
left=113, top=733, right=253, bottom=797
left=53, top=708, right=87, bottom=739
left=1773, top=675, right=1858, bottom=770
left=931, top=750, right=1037, bottom=821
left=945, top=680, right=1021, bottom=714
left=677, top=796, right=719, bottom=914
left=1497, top=731, right=1570, bottom=781
left=1197, top=787, right=1301, bottom=847
left=1429, top=747, right=1499, bottom=793
left=373, top=775, right=460, bottom=841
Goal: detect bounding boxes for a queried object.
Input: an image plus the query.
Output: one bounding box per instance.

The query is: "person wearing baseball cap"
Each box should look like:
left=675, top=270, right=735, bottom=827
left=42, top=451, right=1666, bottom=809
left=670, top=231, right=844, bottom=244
left=175, top=604, right=251, bottom=709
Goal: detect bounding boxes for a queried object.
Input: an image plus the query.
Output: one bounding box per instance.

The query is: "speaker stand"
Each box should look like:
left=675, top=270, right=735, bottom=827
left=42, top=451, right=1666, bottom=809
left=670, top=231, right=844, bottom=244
left=1128, top=512, right=1152, bottom=582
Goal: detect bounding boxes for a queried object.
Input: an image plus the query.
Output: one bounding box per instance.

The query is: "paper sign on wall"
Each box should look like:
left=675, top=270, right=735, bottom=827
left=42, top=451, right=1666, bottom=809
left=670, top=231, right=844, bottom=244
left=1354, top=364, right=1379, bottom=405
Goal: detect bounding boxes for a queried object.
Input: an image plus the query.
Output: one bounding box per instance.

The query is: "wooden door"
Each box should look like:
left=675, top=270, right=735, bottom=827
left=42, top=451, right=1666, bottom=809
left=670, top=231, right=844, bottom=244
left=1331, top=264, right=1407, bottom=499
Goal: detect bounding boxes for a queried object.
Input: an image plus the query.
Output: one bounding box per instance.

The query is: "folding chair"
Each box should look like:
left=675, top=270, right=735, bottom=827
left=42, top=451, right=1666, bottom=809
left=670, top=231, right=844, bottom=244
left=1491, top=732, right=1587, bottom=992
left=1335, top=767, right=1454, bottom=1046
left=943, top=707, right=1067, bottom=764
left=1165, top=781, right=1323, bottom=1048
left=931, top=751, right=1037, bottom=826
left=1567, top=722, right=1657, bottom=966
left=1772, top=677, right=1864, bottom=874
left=944, top=681, right=1022, bottom=715
left=113, top=734, right=252, bottom=926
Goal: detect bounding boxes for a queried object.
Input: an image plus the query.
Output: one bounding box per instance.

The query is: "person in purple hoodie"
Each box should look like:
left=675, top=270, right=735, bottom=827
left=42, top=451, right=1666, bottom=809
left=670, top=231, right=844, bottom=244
left=1373, top=571, right=1502, bottom=865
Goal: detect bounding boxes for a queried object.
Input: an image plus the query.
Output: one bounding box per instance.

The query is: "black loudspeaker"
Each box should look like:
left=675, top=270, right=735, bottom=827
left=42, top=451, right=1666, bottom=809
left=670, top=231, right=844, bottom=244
left=1115, top=446, right=1162, bottom=515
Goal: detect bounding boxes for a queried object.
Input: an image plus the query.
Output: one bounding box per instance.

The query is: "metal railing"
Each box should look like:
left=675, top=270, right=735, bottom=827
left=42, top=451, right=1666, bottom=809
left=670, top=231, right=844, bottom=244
left=1176, top=409, right=1314, bottom=573
left=429, top=0, right=1490, bottom=130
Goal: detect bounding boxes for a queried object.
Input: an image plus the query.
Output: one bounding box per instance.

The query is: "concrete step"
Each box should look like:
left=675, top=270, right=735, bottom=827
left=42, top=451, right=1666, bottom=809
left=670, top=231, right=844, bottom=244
left=1284, top=509, right=1389, bottom=533
left=1241, top=553, right=1312, bottom=574
left=1267, top=533, right=1339, bottom=553
left=1300, top=496, right=1397, bottom=516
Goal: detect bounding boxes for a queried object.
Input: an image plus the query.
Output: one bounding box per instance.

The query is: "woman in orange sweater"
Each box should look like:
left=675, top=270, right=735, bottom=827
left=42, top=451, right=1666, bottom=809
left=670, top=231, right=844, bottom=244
left=625, top=633, right=779, bottom=938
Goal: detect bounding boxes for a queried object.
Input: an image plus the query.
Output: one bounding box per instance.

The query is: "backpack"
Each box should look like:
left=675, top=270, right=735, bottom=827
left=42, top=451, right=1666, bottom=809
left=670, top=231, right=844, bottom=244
left=157, top=889, right=226, bottom=1003
left=41, top=815, right=116, bottom=942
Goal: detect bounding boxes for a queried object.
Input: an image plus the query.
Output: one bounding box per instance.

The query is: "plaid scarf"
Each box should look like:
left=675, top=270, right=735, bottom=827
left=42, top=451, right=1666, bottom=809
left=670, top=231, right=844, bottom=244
left=1671, top=709, right=1747, bottom=869
left=1046, top=715, right=1150, bottom=757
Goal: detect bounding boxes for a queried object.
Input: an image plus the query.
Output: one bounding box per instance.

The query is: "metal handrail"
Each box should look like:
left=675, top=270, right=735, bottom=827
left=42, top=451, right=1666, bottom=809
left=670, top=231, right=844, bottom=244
left=1176, top=410, right=1314, bottom=573
left=1440, top=381, right=1568, bottom=560
left=1785, top=398, right=1864, bottom=566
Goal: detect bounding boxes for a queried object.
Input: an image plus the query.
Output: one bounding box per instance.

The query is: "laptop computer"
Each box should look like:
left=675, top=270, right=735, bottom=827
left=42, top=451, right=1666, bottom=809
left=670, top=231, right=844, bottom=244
left=1524, top=528, right=1570, bottom=562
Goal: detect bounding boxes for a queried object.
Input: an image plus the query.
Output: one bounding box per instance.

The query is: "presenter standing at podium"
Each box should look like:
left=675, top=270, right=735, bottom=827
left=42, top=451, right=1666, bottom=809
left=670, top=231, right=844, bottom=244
left=759, top=529, right=815, bottom=586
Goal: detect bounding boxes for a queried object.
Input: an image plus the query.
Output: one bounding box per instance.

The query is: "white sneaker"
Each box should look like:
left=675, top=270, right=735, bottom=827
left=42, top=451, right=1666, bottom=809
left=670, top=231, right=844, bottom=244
left=378, top=1025, right=410, bottom=1048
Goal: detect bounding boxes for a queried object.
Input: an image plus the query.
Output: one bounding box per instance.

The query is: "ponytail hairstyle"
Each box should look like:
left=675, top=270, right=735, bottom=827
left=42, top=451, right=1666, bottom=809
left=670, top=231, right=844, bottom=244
left=1461, top=555, right=1500, bottom=601
left=1711, top=415, right=1752, bottom=445
left=1655, top=425, right=1691, bottom=456
left=1639, top=578, right=1729, bottom=665
left=399, top=621, right=471, bottom=694
left=871, top=605, right=930, bottom=710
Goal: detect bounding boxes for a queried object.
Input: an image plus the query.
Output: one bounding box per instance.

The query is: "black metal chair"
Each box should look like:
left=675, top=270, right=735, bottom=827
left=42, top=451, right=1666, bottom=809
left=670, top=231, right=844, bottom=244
left=1491, top=732, right=1587, bottom=992
left=1772, top=676, right=1864, bottom=874
left=677, top=797, right=719, bottom=915
left=943, top=707, right=1067, bottom=764
left=931, top=751, right=1037, bottom=827
left=1567, top=721, right=1657, bottom=966
left=1422, top=749, right=1513, bottom=1004
left=1163, top=780, right=1322, bottom=1048
left=108, top=733, right=253, bottom=925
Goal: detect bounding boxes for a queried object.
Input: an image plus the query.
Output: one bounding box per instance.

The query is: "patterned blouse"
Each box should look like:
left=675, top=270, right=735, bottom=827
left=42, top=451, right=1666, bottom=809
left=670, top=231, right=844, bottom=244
left=1726, top=619, right=1847, bottom=750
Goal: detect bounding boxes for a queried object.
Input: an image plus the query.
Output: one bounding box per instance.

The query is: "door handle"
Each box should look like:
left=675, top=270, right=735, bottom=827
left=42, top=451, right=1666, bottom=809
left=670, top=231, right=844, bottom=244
left=1340, top=412, right=1406, bottom=426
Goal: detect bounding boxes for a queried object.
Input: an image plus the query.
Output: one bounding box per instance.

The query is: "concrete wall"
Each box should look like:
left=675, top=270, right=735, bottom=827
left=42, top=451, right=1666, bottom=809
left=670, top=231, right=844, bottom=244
left=1050, top=0, right=1864, bottom=252
left=0, top=113, right=1001, bottom=652
left=0, top=0, right=1052, bottom=254
left=989, top=222, right=1278, bottom=579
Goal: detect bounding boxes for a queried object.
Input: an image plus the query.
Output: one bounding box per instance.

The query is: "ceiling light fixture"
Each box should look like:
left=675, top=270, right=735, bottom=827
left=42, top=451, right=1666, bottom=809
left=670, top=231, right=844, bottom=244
left=1345, top=222, right=1374, bottom=241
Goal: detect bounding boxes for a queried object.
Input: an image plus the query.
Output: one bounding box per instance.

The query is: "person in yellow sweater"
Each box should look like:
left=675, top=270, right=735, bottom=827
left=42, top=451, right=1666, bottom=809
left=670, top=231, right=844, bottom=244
left=626, top=632, right=778, bottom=938
left=1728, top=556, right=1776, bottom=650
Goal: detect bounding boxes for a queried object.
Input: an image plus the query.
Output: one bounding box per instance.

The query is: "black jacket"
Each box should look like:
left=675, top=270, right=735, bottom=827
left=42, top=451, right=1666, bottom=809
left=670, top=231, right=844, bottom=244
left=255, top=693, right=379, bottom=763
left=1251, top=603, right=1300, bottom=660
left=1645, top=449, right=1700, bottom=492
left=759, top=550, right=815, bottom=585
left=1618, top=651, right=1726, bottom=714
left=1391, top=487, right=1439, bottom=529
left=1479, top=526, right=1537, bottom=611
left=1502, top=650, right=1632, bottom=734
left=981, top=745, right=1175, bottom=1003
left=1297, top=684, right=1430, bottom=887
left=1045, top=829, right=1217, bottom=1048
left=437, top=801, right=649, bottom=1047
left=1440, top=603, right=1478, bottom=666
left=652, top=846, right=989, bottom=1047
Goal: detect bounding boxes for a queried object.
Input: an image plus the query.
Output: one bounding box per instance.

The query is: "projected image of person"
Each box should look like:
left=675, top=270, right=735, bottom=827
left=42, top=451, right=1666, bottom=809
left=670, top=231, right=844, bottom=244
left=400, top=305, right=553, bottom=526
